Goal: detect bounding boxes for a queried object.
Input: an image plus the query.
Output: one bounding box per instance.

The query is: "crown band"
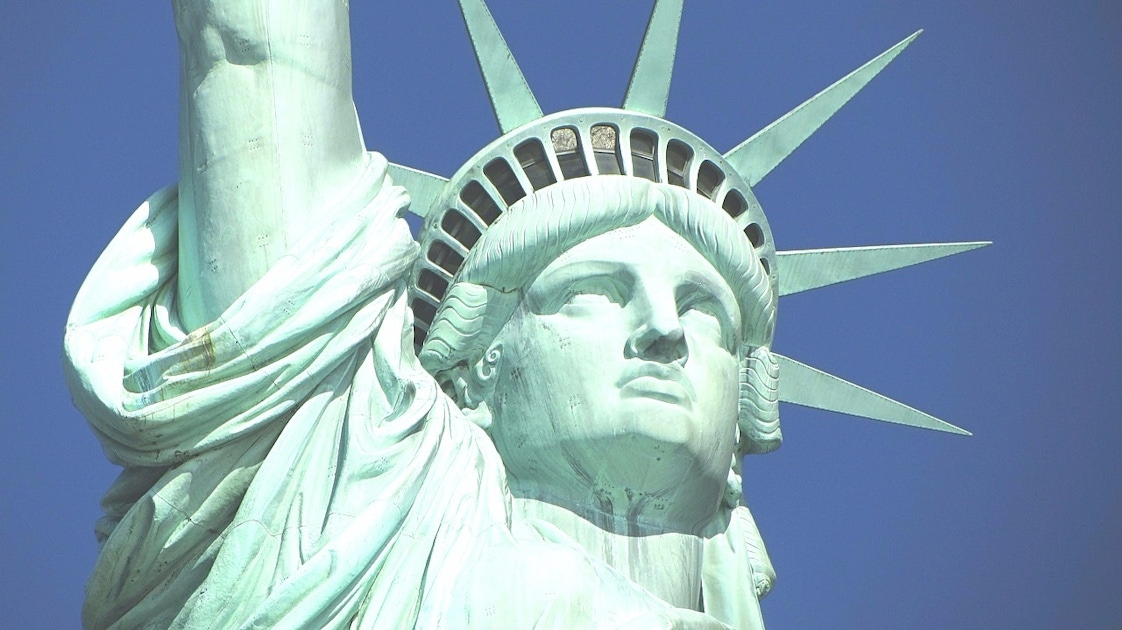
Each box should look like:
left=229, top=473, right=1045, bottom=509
left=408, top=107, right=778, bottom=348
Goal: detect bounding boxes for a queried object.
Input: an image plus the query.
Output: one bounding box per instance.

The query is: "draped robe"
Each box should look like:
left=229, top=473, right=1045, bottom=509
left=64, top=153, right=765, bottom=629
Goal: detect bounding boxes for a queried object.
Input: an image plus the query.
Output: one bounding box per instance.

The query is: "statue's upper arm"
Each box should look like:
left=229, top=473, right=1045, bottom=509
left=173, top=0, right=368, bottom=329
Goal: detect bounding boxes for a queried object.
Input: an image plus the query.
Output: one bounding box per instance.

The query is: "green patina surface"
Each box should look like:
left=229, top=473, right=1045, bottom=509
left=64, top=1, right=985, bottom=628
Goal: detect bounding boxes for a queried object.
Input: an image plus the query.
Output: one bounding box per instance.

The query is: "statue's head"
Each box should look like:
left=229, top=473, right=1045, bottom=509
left=393, top=1, right=969, bottom=601
left=398, top=0, right=959, bottom=537
left=409, top=112, right=781, bottom=531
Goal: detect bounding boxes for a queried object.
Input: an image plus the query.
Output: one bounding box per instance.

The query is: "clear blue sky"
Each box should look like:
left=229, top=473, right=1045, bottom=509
left=2, top=1, right=1120, bottom=627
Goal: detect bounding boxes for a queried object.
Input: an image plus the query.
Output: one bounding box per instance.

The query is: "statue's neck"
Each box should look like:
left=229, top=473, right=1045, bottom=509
left=510, top=495, right=703, bottom=610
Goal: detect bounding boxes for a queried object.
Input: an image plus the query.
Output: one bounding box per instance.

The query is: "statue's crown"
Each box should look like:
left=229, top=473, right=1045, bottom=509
left=391, top=0, right=982, bottom=435
left=407, top=107, right=776, bottom=349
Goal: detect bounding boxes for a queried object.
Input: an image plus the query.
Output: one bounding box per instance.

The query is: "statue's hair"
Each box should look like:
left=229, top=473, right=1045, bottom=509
left=419, top=176, right=781, bottom=454
left=740, top=345, right=782, bottom=454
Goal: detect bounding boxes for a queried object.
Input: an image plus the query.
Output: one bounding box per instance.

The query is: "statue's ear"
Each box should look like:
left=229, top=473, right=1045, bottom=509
left=460, top=344, right=503, bottom=429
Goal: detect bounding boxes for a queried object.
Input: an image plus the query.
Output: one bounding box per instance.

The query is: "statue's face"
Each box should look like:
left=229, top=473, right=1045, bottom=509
left=487, top=217, right=741, bottom=532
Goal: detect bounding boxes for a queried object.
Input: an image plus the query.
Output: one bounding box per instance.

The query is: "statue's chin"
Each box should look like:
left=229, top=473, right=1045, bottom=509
left=612, top=397, right=708, bottom=450
left=504, top=432, right=728, bottom=535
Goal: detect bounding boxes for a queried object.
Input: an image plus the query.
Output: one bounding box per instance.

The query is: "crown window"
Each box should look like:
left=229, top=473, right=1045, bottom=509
left=696, top=161, right=724, bottom=199
left=551, top=127, right=590, bottom=179
left=745, top=223, right=765, bottom=248
left=630, top=129, right=659, bottom=182
left=460, top=181, right=502, bottom=225
left=441, top=208, right=483, bottom=249
left=722, top=189, right=747, bottom=219
left=411, top=298, right=437, bottom=329
left=484, top=158, right=525, bottom=205
left=514, top=139, right=557, bottom=191
left=590, top=125, right=623, bottom=175
left=666, top=140, right=692, bottom=188
left=427, top=240, right=464, bottom=275
left=417, top=268, right=450, bottom=299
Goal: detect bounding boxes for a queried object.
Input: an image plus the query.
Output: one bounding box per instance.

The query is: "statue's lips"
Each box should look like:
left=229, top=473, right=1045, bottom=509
left=617, top=364, right=695, bottom=407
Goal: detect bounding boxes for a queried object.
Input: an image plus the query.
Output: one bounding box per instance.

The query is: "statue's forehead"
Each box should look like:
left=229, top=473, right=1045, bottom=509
left=547, top=218, right=710, bottom=269
left=536, top=218, right=735, bottom=300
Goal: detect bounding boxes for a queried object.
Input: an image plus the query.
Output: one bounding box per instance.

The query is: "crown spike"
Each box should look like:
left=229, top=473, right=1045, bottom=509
left=725, top=30, right=921, bottom=187
left=776, top=354, right=970, bottom=435
left=458, top=0, right=543, bottom=133
left=777, top=241, right=990, bottom=296
left=388, top=163, right=449, bottom=219
left=622, top=0, right=684, bottom=117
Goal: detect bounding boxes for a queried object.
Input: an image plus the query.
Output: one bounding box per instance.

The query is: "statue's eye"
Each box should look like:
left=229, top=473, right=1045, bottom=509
left=560, top=277, right=625, bottom=309
left=680, top=295, right=736, bottom=350
left=564, top=292, right=612, bottom=306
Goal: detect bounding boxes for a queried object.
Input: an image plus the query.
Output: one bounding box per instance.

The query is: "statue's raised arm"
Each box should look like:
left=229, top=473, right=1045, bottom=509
left=173, top=0, right=368, bottom=328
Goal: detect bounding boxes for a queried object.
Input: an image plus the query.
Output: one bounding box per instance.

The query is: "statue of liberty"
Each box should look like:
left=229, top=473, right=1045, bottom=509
left=63, top=0, right=984, bottom=627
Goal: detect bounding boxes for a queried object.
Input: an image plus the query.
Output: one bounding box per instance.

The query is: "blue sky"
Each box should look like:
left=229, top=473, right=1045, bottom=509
left=2, top=1, right=1120, bottom=627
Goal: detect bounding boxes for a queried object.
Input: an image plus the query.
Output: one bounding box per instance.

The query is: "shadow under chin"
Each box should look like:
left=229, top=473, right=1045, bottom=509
left=504, top=432, right=733, bottom=535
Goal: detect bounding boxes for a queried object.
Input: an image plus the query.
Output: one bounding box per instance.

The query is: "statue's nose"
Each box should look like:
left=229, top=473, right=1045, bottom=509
left=625, top=296, right=687, bottom=364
